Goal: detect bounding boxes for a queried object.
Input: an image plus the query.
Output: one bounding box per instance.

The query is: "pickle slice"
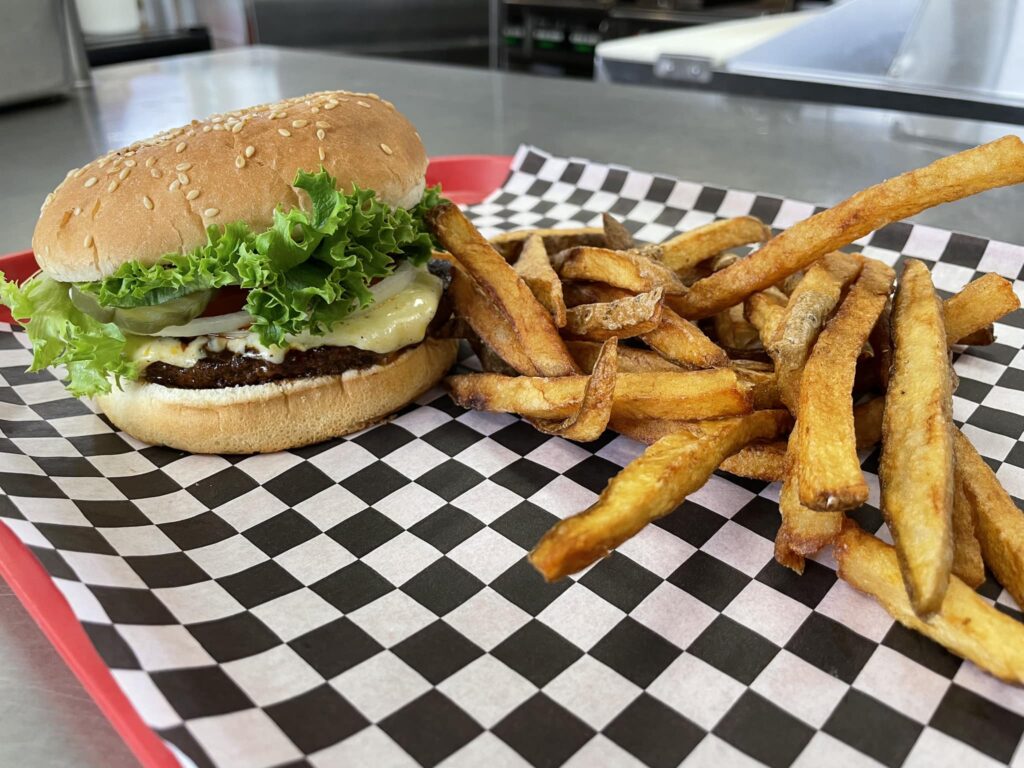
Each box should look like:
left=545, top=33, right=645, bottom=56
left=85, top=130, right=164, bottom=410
left=69, top=286, right=115, bottom=323
left=113, top=290, right=213, bottom=334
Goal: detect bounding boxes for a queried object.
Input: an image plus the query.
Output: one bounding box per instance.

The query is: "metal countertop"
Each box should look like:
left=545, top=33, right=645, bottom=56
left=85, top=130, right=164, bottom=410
left=1, top=45, right=1023, bottom=768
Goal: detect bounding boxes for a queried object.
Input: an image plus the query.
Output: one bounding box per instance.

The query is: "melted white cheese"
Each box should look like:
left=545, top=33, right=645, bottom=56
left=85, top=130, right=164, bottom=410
left=128, top=270, right=443, bottom=369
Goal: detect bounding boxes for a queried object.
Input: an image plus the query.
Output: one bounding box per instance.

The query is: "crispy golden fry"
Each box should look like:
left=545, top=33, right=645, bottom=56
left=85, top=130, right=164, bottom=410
left=429, top=203, right=579, bottom=376
left=781, top=270, right=805, bottom=295
left=714, top=304, right=761, bottom=351
left=769, top=251, right=865, bottom=410
left=447, top=368, right=751, bottom=422
left=952, top=467, right=986, bottom=588
left=530, top=410, right=792, bottom=580
left=564, top=288, right=664, bottom=341
left=528, top=339, right=617, bottom=442
left=868, top=298, right=893, bottom=389
left=776, top=428, right=842, bottom=573
left=881, top=259, right=954, bottom=615
left=720, top=440, right=788, bottom=482
left=450, top=269, right=537, bottom=375
left=655, top=216, right=771, bottom=273
left=745, top=290, right=787, bottom=346
left=566, top=340, right=681, bottom=373
left=564, top=282, right=728, bottom=368
left=602, top=213, right=635, bottom=250
left=489, top=227, right=605, bottom=261
left=676, top=136, right=1024, bottom=319
left=958, top=326, right=995, bottom=346
left=733, top=363, right=782, bottom=410
left=854, top=396, right=884, bottom=449
left=954, top=429, right=1024, bottom=608
left=558, top=246, right=688, bottom=296
left=944, top=273, right=1020, bottom=345
left=797, top=260, right=895, bottom=511
left=514, top=234, right=567, bottom=328
left=835, top=521, right=1024, bottom=685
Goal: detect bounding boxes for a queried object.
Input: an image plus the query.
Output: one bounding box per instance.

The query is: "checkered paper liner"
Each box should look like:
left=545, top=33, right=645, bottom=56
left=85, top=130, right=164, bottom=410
left=3, top=144, right=1024, bottom=768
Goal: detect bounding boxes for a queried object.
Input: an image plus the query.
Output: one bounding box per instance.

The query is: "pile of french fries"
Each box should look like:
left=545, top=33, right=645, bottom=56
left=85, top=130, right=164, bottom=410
left=427, top=135, right=1024, bottom=684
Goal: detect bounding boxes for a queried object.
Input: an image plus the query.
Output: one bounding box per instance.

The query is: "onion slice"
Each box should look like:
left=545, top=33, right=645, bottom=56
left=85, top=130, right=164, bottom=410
left=143, top=263, right=421, bottom=337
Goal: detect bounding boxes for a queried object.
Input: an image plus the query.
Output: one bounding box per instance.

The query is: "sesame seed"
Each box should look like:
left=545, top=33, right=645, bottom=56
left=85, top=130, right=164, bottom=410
left=202, top=125, right=212, bottom=132
left=124, top=159, right=136, bottom=167
left=292, top=119, right=308, bottom=128
left=119, top=167, right=131, bottom=180
left=323, top=102, right=337, bottom=110
left=65, top=169, right=75, bottom=179
left=204, top=207, right=220, bottom=218
left=84, top=177, right=97, bottom=188
left=311, top=106, right=320, bottom=113
left=380, top=143, right=393, bottom=155
left=145, top=157, right=156, bottom=168
left=357, top=100, right=371, bottom=109
left=338, top=97, right=350, bottom=102
left=278, top=128, right=291, bottom=137
left=314, top=129, right=324, bottom=141
left=83, top=234, right=93, bottom=248
left=315, top=121, right=329, bottom=129
left=72, top=206, right=81, bottom=216
left=169, top=179, right=180, bottom=192
left=142, top=195, right=154, bottom=210
left=150, top=168, right=162, bottom=178
left=186, top=189, right=200, bottom=200
left=73, top=167, right=86, bottom=178
left=211, top=116, right=223, bottom=123
left=107, top=180, right=119, bottom=192
left=175, top=162, right=192, bottom=171
left=175, top=142, right=187, bottom=153
left=244, top=145, right=255, bottom=158
left=231, top=121, right=244, bottom=133
left=235, top=156, right=246, bottom=169
left=212, top=124, right=224, bottom=131
left=318, top=146, right=326, bottom=161
left=178, top=173, right=189, bottom=185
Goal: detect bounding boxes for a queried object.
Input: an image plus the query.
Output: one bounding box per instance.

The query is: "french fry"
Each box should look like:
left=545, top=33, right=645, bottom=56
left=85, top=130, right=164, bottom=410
left=558, top=246, right=688, bottom=296
left=564, top=288, right=664, bottom=341
left=565, top=340, right=681, bottom=373
left=951, top=467, right=985, bottom=588
left=732, top=363, right=782, bottom=410
left=530, top=409, right=792, bottom=580
left=447, top=368, right=752, bottom=422
left=797, top=259, right=895, bottom=510
left=854, top=396, right=885, bottom=449
left=957, top=326, right=995, bottom=346
left=467, top=335, right=520, bottom=376
left=514, top=234, right=567, bottom=328
left=675, top=136, right=1024, bottom=319
left=528, top=339, right=617, bottom=442
left=769, top=251, right=864, bottom=410
left=881, top=259, right=954, bottom=615
left=602, top=213, right=635, bottom=250
left=868, top=298, right=893, bottom=389
left=655, top=216, right=771, bottom=273
left=714, top=304, right=760, bottom=351
left=450, top=269, right=537, bottom=375
left=745, top=289, right=787, bottom=346
left=776, top=428, right=842, bottom=574
left=835, top=521, right=1024, bottom=685
left=429, top=202, right=579, bottom=376
left=720, top=440, right=788, bottom=482
left=489, top=226, right=604, bottom=261
left=943, top=273, right=1020, bottom=345
left=564, top=282, right=728, bottom=369
left=953, top=429, right=1024, bottom=608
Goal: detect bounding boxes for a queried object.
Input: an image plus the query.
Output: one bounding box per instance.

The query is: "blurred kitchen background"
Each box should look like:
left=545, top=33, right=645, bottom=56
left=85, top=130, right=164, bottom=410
left=4, top=0, right=1024, bottom=123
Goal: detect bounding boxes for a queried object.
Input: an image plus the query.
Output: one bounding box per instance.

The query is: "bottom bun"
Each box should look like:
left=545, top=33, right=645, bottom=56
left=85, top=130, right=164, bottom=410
left=96, top=338, right=458, bottom=454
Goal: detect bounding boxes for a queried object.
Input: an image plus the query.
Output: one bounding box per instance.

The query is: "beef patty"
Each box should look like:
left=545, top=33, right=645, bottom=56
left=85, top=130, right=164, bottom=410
left=143, top=344, right=405, bottom=389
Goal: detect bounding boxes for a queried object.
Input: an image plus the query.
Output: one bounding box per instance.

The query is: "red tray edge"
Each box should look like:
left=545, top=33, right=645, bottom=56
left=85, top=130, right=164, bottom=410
left=0, top=154, right=514, bottom=767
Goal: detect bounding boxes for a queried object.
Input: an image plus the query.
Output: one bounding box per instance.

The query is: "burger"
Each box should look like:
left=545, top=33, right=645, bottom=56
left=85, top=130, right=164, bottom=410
left=0, top=91, right=457, bottom=454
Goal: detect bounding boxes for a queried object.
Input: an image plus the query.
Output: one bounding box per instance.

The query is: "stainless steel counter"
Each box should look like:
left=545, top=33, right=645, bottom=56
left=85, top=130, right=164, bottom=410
left=1, top=46, right=1023, bottom=768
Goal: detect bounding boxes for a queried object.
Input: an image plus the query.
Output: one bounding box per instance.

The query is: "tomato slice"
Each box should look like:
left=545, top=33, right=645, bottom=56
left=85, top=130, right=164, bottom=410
left=201, top=286, right=249, bottom=317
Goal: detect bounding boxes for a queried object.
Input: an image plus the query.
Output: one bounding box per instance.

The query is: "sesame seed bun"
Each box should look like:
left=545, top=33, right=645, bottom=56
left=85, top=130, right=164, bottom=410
left=34, top=90, right=427, bottom=283
left=95, top=338, right=458, bottom=454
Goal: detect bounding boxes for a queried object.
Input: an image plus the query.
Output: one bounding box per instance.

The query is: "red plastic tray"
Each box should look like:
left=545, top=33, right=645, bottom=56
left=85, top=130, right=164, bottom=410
left=0, top=154, right=512, bottom=768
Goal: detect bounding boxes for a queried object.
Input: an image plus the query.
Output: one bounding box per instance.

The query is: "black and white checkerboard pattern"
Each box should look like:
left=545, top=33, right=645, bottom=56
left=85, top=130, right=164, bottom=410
left=3, top=144, right=1024, bottom=768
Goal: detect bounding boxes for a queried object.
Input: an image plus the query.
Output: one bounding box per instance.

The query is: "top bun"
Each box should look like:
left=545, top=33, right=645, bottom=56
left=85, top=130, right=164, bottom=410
left=33, top=90, right=427, bottom=282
